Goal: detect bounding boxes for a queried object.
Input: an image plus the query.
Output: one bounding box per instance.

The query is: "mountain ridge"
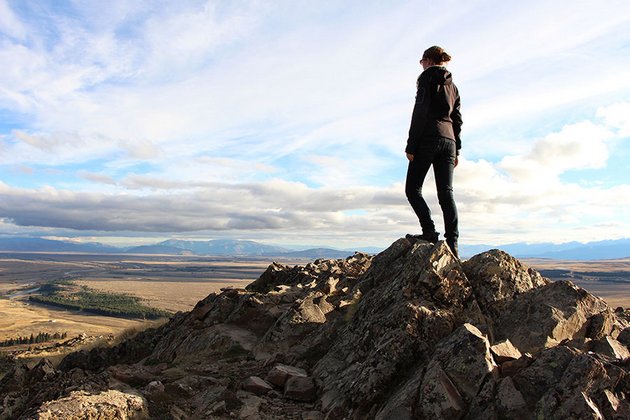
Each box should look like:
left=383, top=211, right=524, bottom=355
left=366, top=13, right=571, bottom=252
left=0, top=236, right=627, bottom=260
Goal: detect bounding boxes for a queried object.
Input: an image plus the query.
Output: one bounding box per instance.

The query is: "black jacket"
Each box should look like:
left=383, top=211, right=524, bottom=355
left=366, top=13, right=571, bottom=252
left=405, top=66, right=462, bottom=155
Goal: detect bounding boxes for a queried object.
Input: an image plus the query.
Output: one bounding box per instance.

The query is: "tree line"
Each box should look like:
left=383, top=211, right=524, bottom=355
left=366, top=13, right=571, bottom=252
left=1, top=331, right=68, bottom=347
left=29, top=288, right=172, bottom=320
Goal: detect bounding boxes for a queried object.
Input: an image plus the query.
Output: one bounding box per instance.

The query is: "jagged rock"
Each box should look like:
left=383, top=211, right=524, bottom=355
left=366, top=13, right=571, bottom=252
left=416, top=323, right=497, bottom=418
left=107, top=364, right=158, bottom=387
left=242, top=376, right=273, bottom=395
left=33, top=389, right=148, bottom=419
left=462, top=249, right=549, bottom=311
left=265, top=364, right=308, bottom=387
left=164, top=382, right=194, bottom=399
left=2, top=238, right=629, bottom=419
left=495, top=376, right=529, bottom=419
left=590, top=336, right=630, bottom=360
left=512, top=346, right=578, bottom=406
left=58, top=327, right=160, bottom=372
left=491, top=280, right=613, bottom=353
left=143, top=380, right=165, bottom=394
left=601, top=388, right=630, bottom=418
left=0, top=363, right=29, bottom=392
left=490, top=339, right=522, bottom=363
left=418, top=363, right=467, bottom=419
left=237, top=391, right=263, bottom=419
left=313, top=240, right=480, bottom=417
left=206, top=400, right=227, bottom=416
left=29, top=358, right=57, bottom=382
left=170, top=404, right=188, bottom=420
left=617, top=327, right=630, bottom=347
left=588, top=309, right=619, bottom=340
left=284, top=376, right=316, bottom=402
left=500, top=352, right=534, bottom=377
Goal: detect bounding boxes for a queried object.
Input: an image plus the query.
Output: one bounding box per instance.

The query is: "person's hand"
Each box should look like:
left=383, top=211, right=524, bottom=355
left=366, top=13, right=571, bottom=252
left=406, top=152, right=414, bottom=162
left=454, top=155, right=459, bottom=167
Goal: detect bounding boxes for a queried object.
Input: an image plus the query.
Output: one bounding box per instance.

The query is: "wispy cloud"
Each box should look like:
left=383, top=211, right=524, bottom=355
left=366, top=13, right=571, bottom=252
left=0, top=0, right=629, bottom=247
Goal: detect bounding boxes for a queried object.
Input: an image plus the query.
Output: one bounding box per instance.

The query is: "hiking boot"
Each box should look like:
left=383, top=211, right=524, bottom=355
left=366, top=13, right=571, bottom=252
left=406, top=232, right=439, bottom=243
left=446, top=238, right=459, bottom=259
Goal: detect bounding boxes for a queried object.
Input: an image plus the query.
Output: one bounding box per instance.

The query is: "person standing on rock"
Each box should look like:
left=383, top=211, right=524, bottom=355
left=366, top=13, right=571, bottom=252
left=405, top=45, right=462, bottom=258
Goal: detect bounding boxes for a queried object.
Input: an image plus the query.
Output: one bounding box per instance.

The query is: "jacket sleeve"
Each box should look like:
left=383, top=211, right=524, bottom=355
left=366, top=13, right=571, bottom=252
left=405, top=74, right=431, bottom=154
left=451, top=86, right=462, bottom=153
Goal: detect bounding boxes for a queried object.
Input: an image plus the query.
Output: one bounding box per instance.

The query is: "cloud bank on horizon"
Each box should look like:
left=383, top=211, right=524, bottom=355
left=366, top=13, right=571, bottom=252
left=0, top=0, right=629, bottom=248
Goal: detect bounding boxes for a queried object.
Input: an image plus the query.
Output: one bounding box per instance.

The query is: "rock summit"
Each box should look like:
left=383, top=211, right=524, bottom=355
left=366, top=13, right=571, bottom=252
left=1, top=238, right=629, bottom=419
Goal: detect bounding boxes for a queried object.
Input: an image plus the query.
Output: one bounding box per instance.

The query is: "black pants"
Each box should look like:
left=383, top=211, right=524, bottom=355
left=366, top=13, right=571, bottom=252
left=405, top=137, right=459, bottom=241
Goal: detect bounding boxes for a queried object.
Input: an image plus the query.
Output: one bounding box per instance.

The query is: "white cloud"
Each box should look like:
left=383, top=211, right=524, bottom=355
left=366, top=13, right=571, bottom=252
left=597, top=102, right=630, bottom=137
left=0, top=0, right=26, bottom=40
left=0, top=1, right=629, bottom=247
left=498, top=121, right=614, bottom=185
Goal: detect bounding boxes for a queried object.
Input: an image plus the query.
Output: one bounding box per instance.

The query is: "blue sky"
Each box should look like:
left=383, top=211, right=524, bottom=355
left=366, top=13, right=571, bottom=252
left=0, top=0, right=629, bottom=248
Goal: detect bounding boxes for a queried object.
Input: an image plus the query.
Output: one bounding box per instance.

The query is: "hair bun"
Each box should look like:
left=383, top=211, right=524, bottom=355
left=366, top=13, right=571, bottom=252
left=423, top=46, right=451, bottom=64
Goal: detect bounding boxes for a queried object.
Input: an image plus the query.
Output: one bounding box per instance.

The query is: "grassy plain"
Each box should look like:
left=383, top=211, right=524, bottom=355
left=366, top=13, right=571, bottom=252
left=524, top=258, right=630, bottom=308
left=0, top=253, right=274, bottom=354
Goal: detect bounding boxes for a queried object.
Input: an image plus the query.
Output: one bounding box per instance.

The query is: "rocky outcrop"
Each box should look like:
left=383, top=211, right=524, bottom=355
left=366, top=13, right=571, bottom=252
left=0, top=238, right=628, bottom=419
left=34, top=390, right=148, bottom=420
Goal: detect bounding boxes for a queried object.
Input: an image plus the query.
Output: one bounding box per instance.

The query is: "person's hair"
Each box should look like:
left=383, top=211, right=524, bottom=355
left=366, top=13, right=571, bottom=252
left=422, top=46, right=451, bottom=64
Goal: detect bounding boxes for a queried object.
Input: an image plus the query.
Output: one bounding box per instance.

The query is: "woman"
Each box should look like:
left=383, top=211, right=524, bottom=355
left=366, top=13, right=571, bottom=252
left=404, top=45, right=462, bottom=258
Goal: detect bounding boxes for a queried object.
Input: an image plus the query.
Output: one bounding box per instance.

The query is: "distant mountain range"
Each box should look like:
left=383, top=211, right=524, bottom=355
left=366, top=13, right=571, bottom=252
left=0, top=237, right=120, bottom=253
left=0, top=237, right=627, bottom=260
left=0, top=237, right=360, bottom=259
left=460, top=238, right=630, bottom=260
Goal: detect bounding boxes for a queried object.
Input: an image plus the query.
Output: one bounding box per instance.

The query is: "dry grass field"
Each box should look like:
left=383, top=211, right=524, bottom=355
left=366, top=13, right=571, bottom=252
left=0, top=298, right=148, bottom=342
left=0, top=253, right=275, bottom=360
left=74, top=278, right=254, bottom=313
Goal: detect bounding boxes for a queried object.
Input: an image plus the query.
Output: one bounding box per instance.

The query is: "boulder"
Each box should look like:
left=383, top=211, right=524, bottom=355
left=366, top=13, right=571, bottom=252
left=265, top=364, right=308, bottom=387
left=241, top=376, right=273, bottom=396
left=284, top=376, right=316, bottom=402
left=491, top=281, right=612, bottom=353
left=462, top=249, right=549, bottom=312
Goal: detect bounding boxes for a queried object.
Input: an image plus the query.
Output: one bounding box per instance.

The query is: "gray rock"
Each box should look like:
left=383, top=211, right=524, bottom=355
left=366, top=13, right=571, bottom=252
left=265, top=363, right=307, bottom=387
left=417, top=323, right=497, bottom=418
left=492, top=281, right=612, bottom=354
left=241, top=376, right=273, bottom=396
left=495, top=377, right=530, bottom=419
left=462, top=249, right=549, bottom=312
left=417, top=363, right=466, bottom=419
left=500, top=352, right=534, bottom=377
left=238, top=392, right=263, bottom=420
left=284, top=376, right=317, bottom=402
left=206, top=400, right=227, bottom=416
left=144, top=380, right=165, bottom=394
